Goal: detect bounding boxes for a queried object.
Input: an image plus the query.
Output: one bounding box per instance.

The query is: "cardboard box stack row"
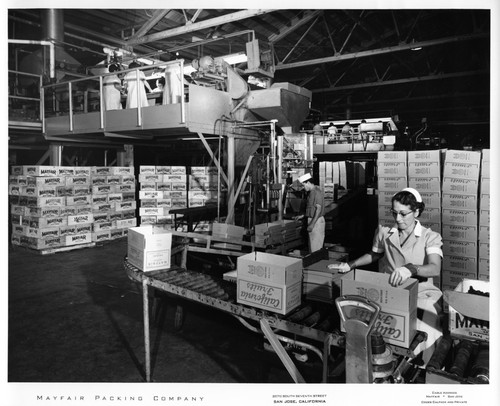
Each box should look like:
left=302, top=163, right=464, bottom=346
left=478, top=150, right=490, bottom=282
left=138, top=165, right=222, bottom=229
left=318, top=160, right=374, bottom=206
left=377, top=151, right=408, bottom=227
left=318, top=161, right=348, bottom=206
left=441, top=150, right=482, bottom=292
left=9, top=165, right=137, bottom=249
left=408, top=150, right=442, bottom=231
left=253, top=220, right=302, bottom=247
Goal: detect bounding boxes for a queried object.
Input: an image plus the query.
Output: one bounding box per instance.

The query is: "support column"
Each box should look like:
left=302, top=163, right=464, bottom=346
left=49, top=144, right=63, bottom=166
left=226, top=133, right=235, bottom=224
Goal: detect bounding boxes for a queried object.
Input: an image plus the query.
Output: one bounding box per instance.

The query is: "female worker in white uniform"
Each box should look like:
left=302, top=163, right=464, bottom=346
left=123, top=61, right=152, bottom=109
left=331, top=187, right=443, bottom=365
left=102, top=64, right=122, bottom=111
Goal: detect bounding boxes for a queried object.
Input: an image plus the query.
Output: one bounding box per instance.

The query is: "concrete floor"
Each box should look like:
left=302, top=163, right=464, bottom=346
left=8, top=239, right=320, bottom=384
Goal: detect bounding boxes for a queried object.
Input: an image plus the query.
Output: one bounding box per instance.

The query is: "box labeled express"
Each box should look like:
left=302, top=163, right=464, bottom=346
left=407, top=150, right=441, bottom=163
left=127, top=226, right=172, bottom=272
left=408, top=162, right=441, bottom=178
left=237, top=279, right=302, bottom=315
left=442, top=209, right=477, bottom=227
left=443, top=162, right=480, bottom=180
left=445, top=279, right=489, bottom=342
left=341, top=269, right=418, bottom=347
left=442, top=194, right=477, bottom=210
left=408, top=177, right=441, bottom=192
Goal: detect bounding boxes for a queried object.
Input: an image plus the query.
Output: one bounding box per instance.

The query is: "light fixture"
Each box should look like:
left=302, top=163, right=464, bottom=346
left=137, top=57, right=155, bottom=65
left=410, top=39, right=422, bottom=51
left=220, top=52, right=247, bottom=65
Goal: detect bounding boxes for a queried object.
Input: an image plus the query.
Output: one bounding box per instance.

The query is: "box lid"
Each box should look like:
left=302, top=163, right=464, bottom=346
left=444, top=279, right=489, bottom=321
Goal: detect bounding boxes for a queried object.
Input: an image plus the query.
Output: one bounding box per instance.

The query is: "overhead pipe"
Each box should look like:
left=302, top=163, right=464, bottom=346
left=8, top=39, right=55, bottom=79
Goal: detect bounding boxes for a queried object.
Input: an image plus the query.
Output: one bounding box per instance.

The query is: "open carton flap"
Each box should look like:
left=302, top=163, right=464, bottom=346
left=444, top=279, right=489, bottom=321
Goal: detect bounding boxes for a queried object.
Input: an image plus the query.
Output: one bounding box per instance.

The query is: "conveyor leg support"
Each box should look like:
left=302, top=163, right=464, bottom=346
left=260, top=319, right=305, bottom=383
left=143, top=279, right=151, bottom=382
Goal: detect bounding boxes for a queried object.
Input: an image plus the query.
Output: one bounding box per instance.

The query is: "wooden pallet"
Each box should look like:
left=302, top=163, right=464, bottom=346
left=12, top=242, right=96, bottom=255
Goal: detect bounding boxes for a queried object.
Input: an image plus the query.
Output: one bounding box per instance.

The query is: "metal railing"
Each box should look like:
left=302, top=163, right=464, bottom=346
left=8, top=70, right=44, bottom=125
left=41, top=59, right=186, bottom=132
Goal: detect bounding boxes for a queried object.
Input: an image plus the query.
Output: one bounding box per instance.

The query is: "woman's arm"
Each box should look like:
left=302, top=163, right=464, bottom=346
left=329, top=251, right=383, bottom=273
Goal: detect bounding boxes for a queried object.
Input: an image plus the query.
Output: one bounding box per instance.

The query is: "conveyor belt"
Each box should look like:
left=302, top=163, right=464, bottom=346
left=125, top=258, right=344, bottom=346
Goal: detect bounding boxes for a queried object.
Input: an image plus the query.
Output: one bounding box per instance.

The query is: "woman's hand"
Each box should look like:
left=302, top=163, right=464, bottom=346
left=389, top=266, right=412, bottom=286
left=328, top=262, right=351, bottom=274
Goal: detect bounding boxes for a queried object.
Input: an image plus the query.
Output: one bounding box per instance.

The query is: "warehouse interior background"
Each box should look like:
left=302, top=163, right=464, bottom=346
left=4, top=2, right=500, bottom=405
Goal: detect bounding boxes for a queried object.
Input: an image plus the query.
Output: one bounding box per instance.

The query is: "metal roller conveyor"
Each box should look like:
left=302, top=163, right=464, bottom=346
left=125, top=258, right=345, bottom=383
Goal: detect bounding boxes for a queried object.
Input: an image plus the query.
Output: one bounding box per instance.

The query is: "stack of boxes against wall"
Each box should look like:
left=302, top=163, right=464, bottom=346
left=375, top=149, right=490, bottom=297
left=318, top=159, right=374, bottom=231
left=478, top=151, right=490, bottom=282
left=441, top=150, right=483, bottom=295
left=138, top=165, right=221, bottom=231
left=9, top=165, right=137, bottom=249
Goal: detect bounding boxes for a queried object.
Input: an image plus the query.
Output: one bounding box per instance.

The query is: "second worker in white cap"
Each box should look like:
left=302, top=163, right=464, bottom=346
left=294, top=173, right=325, bottom=253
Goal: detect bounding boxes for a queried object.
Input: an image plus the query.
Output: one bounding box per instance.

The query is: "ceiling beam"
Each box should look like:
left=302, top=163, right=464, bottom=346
left=128, top=9, right=171, bottom=40
left=312, top=69, right=488, bottom=93
left=268, top=10, right=323, bottom=43
left=126, top=9, right=276, bottom=46
left=275, top=32, right=488, bottom=71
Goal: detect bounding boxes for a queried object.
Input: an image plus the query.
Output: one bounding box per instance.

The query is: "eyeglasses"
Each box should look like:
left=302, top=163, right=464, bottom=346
left=390, top=209, right=414, bottom=218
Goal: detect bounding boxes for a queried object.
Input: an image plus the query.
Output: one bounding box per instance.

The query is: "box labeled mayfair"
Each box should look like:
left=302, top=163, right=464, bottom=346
left=445, top=279, right=489, bottom=342
left=127, top=226, right=172, bottom=272
left=67, top=213, right=94, bottom=226
left=340, top=269, right=418, bottom=347
left=63, top=233, right=92, bottom=246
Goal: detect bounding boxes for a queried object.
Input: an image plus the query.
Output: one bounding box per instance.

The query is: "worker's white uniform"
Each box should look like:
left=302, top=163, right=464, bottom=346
left=306, top=186, right=325, bottom=253
left=163, top=64, right=183, bottom=104
left=372, top=221, right=443, bottom=364
left=103, top=74, right=122, bottom=111
left=123, top=70, right=149, bottom=109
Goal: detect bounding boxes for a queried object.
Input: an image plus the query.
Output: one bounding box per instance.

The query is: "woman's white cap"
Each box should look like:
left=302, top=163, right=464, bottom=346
left=401, top=187, right=422, bottom=202
left=298, top=173, right=313, bottom=183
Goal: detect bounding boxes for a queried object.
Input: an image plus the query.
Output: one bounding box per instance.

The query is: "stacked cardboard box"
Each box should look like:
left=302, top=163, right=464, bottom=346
left=127, top=225, right=172, bottom=272
left=407, top=150, right=442, bottom=231
left=89, top=166, right=137, bottom=242
left=9, top=165, right=136, bottom=249
left=377, top=151, right=408, bottom=227
left=254, top=220, right=301, bottom=246
left=188, top=166, right=221, bottom=208
left=441, top=150, right=481, bottom=291
left=478, top=149, right=490, bottom=281
left=138, top=165, right=187, bottom=228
